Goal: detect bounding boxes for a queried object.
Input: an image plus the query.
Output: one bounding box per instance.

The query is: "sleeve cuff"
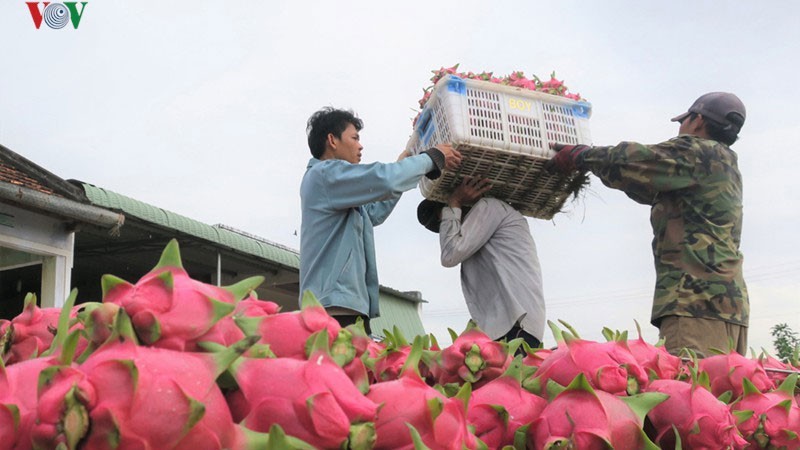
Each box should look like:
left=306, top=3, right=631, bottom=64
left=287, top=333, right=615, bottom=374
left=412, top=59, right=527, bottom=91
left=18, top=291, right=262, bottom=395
left=574, top=146, right=593, bottom=171
left=421, top=148, right=445, bottom=180
left=441, top=206, right=462, bottom=220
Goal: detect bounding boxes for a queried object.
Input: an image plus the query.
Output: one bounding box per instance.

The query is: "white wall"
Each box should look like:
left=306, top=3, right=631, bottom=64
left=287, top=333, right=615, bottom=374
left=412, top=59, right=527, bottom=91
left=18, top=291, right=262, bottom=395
left=0, top=202, right=74, bottom=308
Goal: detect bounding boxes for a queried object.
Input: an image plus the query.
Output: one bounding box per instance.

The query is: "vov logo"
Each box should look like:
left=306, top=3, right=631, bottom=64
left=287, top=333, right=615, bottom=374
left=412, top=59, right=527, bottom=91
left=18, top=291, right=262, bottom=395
left=26, top=2, right=88, bottom=29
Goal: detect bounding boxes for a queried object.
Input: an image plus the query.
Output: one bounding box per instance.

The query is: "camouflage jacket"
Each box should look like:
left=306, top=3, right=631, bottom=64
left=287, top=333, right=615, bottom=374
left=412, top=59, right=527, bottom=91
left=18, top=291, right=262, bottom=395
left=576, top=135, right=749, bottom=327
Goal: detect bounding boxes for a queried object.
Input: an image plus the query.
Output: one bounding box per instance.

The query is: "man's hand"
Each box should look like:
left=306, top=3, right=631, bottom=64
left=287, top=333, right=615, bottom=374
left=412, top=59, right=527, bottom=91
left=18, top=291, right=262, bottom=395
left=547, top=143, right=590, bottom=173
left=435, top=143, right=462, bottom=170
left=449, top=177, right=492, bottom=208
left=396, top=149, right=411, bottom=161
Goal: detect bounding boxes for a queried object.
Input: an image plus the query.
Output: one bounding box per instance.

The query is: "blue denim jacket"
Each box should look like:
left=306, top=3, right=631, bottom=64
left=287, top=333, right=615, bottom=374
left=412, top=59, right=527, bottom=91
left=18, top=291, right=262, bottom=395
left=299, top=154, right=434, bottom=317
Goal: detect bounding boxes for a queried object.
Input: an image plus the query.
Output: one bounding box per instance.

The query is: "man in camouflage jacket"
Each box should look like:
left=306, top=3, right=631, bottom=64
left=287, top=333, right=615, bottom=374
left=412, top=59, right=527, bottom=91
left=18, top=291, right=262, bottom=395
left=549, top=92, right=748, bottom=356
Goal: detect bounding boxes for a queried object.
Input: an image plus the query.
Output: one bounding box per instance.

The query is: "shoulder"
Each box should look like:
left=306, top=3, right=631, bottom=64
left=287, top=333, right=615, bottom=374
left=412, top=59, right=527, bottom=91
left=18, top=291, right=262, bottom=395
left=309, top=158, right=347, bottom=170
left=670, top=135, right=735, bottom=159
left=473, top=197, right=518, bottom=216
left=664, top=135, right=724, bottom=151
left=478, top=197, right=502, bottom=207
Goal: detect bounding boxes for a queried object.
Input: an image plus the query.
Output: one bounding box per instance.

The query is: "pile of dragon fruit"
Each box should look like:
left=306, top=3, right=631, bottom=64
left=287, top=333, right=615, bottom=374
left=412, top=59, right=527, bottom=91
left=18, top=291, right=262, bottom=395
left=413, top=64, right=586, bottom=127
left=2, top=240, right=799, bottom=449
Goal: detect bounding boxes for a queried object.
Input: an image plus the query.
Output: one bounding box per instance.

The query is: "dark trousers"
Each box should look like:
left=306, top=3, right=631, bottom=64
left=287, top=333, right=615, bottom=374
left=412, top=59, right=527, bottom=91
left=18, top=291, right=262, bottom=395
left=333, top=314, right=372, bottom=336
left=500, top=325, right=541, bottom=356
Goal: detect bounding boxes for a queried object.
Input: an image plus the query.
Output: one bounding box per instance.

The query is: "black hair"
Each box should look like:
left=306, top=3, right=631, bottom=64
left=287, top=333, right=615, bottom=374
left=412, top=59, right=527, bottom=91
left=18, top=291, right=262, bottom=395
left=684, top=112, right=742, bottom=145
left=306, top=107, right=363, bottom=158
left=705, top=112, right=744, bottom=146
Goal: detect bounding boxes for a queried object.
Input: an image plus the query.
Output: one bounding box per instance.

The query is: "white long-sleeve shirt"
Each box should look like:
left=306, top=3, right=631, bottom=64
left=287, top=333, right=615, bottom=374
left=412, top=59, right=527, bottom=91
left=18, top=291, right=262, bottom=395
left=439, top=198, right=545, bottom=341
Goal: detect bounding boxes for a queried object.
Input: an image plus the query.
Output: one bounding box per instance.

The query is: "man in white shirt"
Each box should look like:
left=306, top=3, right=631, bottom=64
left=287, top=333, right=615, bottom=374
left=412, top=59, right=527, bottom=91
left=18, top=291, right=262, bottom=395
left=417, top=178, right=545, bottom=348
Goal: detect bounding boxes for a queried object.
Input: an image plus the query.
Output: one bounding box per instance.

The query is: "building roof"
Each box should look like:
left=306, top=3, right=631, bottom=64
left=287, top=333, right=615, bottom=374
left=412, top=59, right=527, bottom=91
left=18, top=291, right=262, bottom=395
left=77, top=182, right=301, bottom=271
left=0, top=144, right=86, bottom=200
left=0, top=145, right=123, bottom=231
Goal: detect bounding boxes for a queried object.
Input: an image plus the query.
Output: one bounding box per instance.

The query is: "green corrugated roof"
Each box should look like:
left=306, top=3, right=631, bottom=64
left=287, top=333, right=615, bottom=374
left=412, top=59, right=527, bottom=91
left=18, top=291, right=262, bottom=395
left=371, top=293, right=426, bottom=340
left=80, top=183, right=300, bottom=270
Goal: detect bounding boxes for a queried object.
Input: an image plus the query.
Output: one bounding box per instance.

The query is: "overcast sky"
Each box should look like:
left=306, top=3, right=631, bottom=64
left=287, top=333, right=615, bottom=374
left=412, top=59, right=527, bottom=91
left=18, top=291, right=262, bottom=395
left=2, top=1, right=799, bottom=353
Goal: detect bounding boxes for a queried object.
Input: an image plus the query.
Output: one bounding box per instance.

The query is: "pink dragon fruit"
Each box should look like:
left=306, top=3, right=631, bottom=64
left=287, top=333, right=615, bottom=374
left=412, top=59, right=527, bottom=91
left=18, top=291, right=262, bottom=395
left=604, top=322, right=682, bottom=380
left=0, top=292, right=85, bottom=365
left=225, top=350, right=379, bottom=449
left=330, top=320, right=374, bottom=393
left=529, top=373, right=667, bottom=449
left=698, top=350, right=775, bottom=399
left=429, top=64, right=460, bottom=85
left=234, top=291, right=341, bottom=360
left=757, top=349, right=798, bottom=386
left=101, top=239, right=263, bottom=352
left=367, top=336, right=480, bottom=450
left=427, top=322, right=513, bottom=389
left=521, top=344, right=553, bottom=369
left=2, top=291, right=86, bottom=450
left=366, top=326, right=413, bottom=383
left=1, top=353, right=81, bottom=450
left=532, top=321, right=649, bottom=395
left=731, top=373, right=800, bottom=449
left=32, top=361, right=302, bottom=450
left=32, top=306, right=260, bottom=450
left=644, top=378, right=748, bottom=449
left=467, top=357, right=547, bottom=448
left=539, top=72, right=567, bottom=96
left=196, top=295, right=281, bottom=350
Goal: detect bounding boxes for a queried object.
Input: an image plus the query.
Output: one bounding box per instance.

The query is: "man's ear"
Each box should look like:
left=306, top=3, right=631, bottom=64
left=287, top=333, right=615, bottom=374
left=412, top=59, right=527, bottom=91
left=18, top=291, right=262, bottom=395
left=689, top=114, right=710, bottom=139
left=692, top=115, right=709, bottom=134
left=326, top=133, right=337, bottom=150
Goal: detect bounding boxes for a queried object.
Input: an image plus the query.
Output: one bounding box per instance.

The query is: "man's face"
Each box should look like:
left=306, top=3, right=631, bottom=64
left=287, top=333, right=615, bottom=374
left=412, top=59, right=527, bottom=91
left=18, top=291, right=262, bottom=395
left=329, top=123, right=362, bottom=164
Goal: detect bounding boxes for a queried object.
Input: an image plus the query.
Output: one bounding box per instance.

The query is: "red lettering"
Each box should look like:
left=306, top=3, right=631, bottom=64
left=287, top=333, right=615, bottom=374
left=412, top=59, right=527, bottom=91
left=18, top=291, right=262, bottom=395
left=26, top=2, right=50, bottom=29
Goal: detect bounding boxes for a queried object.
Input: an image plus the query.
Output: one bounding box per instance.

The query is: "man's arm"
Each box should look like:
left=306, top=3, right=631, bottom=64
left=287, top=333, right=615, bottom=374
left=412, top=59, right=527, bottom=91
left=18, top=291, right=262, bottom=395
left=550, top=137, right=700, bottom=205
left=324, top=144, right=461, bottom=212
left=578, top=138, right=699, bottom=204
left=439, top=178, right=501, bottom=267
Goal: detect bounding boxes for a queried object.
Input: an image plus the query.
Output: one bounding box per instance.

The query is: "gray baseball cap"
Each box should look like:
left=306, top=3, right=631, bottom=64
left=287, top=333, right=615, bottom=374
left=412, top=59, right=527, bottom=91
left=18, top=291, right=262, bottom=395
left=671, top=92, right=746, bottom=131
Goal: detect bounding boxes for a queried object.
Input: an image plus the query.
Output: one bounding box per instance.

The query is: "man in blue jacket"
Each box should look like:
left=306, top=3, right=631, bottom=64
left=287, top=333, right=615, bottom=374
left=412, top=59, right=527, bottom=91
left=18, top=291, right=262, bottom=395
left=300, top=107, right=461, bottom=334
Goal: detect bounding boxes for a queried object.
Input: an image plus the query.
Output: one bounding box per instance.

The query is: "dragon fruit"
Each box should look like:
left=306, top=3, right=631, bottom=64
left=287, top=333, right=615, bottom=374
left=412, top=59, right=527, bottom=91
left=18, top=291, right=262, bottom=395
left=0, top=348, right=81, bottom=450
left=604, top=322, right=682, bottom=381
left=731, top=374, right=800, bottom=449
left=757, top=349, right=798, bottom=386
left=467, top=356, right=547, bottom=449
left=197, top=295, right=281, bottom=350
left=32, top=307, right=259, bottom=450
left=532, top=321, right=649, bottom=395
left=644, top=378, right=748, bottom=449
left=330, top=320, right=375, bottom=393
left=521, top=343, right=552, bottom=369
left=698, top=350, right=775, bottom=399
left=427, top=321, right=513, bottom=389
left=0, top=292, right=85, bottom=365
left=234, top=291, right=341, bottom=360
left=1, top=291, right=84, bottom=450
left=366, top=326, right=414, bottom=383
left=529, top=373, right=667, bottom=450
left=225, top=349, right=379, bottom=449
left=9, top=238, right=793, bottom=448
left=101, top=239, right=263, bottom=352
left=367, top=336, right=480, bottom=450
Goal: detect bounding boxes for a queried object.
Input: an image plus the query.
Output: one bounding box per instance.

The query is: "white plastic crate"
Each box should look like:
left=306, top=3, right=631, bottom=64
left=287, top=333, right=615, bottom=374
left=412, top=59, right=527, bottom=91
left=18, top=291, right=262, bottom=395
left=407, top=74, right=593, bottom=219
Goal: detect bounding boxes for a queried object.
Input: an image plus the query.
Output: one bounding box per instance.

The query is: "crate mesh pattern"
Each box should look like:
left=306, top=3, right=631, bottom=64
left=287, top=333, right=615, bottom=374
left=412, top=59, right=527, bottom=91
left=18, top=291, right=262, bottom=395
left=407, top=75, right=592, bottom=219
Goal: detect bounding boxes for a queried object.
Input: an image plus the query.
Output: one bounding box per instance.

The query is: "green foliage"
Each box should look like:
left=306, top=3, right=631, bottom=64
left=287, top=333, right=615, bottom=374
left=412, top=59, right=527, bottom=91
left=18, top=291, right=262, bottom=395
left=770, top=323, right=800, bottom=363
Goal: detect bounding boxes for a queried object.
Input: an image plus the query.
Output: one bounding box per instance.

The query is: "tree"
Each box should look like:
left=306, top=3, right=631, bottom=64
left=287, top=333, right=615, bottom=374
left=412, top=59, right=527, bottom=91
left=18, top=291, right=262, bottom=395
left=770, top=323, right=799, bottom=363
